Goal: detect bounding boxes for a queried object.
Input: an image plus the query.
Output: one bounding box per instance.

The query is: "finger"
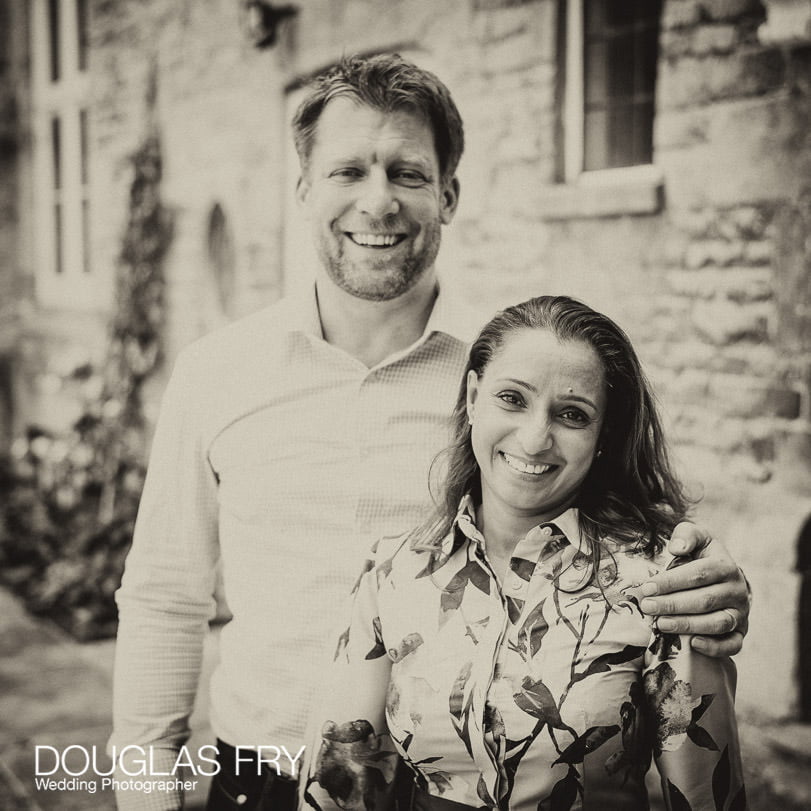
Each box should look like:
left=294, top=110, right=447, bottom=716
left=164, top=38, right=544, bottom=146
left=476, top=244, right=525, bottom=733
left=654, top=607, right=740, bottom=635
left=640, top=558, right=741, bottom=600
left=690, top=631, right=744, bottom=658
left=668, top=521, right=713, bottom=556
left=641, top=584, right=750, bottom=617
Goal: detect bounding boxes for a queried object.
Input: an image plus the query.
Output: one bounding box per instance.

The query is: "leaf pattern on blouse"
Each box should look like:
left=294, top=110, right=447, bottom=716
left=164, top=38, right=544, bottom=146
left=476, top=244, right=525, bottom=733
left=304, top=499, right=745, bottom=811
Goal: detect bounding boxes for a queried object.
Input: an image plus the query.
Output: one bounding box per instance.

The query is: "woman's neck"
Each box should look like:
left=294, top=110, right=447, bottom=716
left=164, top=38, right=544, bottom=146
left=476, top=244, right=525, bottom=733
left=477, top=497, right=572, bottom=576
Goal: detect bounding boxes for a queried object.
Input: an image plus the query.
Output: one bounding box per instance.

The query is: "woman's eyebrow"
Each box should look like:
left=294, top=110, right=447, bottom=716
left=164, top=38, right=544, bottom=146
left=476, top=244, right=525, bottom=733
left=495, top=377, right=598, bottom=410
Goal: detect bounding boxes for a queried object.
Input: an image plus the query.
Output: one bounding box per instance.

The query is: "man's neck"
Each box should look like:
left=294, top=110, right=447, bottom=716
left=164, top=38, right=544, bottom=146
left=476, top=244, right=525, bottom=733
left=315, top=274, right=439, bottom=368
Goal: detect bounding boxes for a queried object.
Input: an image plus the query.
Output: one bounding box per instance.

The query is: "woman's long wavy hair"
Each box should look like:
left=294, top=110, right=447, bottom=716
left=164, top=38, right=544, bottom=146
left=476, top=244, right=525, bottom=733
left=415, top=296, right=692, bottom=572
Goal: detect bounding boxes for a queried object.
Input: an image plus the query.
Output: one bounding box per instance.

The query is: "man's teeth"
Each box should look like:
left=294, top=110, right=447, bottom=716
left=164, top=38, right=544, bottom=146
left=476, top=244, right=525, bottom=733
left=503, top=453, right=552, bottom=475
left=350, top=233, right=400, bottom=246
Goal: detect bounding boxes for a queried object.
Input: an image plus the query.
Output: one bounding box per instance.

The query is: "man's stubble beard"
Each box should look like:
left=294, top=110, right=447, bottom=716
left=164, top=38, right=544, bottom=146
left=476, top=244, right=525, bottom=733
left=316, top=221, right=443, bottom=302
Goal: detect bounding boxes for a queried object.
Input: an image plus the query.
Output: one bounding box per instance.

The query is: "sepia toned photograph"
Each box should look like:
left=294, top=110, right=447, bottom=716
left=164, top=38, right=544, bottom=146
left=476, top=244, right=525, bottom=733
left=1, top=1, right=810, bottom=809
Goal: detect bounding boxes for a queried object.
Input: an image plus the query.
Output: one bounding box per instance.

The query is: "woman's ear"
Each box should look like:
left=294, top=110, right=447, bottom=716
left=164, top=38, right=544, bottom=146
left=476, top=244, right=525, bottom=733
left=466, top=370, right=479, bottom=425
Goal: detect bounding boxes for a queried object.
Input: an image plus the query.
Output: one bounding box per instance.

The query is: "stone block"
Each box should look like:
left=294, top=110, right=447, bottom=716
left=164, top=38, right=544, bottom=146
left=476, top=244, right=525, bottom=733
left=655, top=108, right=711, bottom=149
left=663, top=0, right=703, bottom=29
left=721, top=206, right=772, bottom=240
left=684, top=239, right=744, bottom=268
left=666, top=268, right=717, bottom=298
left=692, top=23, right=739, bottom=54
left=659, top=96, right=811, bottom=208
left=699, top=0, right=766, bottom=21
left=711, top=343, right=782, bottom=375
left=706, top=371, right=802, bottom=418
left=720, top=267, right=774, bottom=302
left=691, top=299, right=771, bottom=343
left=658, top=48, right=786, bottom=109
left=661, top=29, right=695, bottom=58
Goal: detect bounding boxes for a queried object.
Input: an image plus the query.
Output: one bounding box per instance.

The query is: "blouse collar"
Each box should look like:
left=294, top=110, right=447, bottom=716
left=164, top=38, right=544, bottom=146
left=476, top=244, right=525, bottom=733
left=440, top=495, right=585, bottom=558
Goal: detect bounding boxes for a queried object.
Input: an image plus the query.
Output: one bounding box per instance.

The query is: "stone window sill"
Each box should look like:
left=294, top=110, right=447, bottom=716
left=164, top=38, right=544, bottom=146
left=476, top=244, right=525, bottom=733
left=537, top=164, right=665, bottom=221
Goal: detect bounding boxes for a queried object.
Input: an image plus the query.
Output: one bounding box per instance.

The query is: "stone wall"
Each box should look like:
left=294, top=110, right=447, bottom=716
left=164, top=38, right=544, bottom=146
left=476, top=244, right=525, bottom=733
left=7, top=0, right=811, bottom=717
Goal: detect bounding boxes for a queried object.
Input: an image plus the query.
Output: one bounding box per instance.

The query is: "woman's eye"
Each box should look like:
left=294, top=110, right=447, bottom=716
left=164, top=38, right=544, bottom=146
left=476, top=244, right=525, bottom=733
left=559, top=408, right=589, bottom=425
left=496, top=392, right=523, bottom=407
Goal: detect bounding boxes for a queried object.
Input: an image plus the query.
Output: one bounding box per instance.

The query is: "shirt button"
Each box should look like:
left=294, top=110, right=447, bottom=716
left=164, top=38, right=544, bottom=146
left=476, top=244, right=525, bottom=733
left=540, top=526, right=553, bottom=537
left=236, top=795, right=248, bottom=805
left=510, top=577, right=524, bottom=591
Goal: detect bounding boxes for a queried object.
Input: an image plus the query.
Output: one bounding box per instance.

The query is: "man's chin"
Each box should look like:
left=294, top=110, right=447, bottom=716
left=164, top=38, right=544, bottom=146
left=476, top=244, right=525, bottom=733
left=328, top=264, right=430, bottom=303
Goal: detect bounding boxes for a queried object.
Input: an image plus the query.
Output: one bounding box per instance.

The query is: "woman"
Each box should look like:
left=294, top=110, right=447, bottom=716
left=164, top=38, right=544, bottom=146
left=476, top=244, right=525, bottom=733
left=303, top=296, right=744, bottom=811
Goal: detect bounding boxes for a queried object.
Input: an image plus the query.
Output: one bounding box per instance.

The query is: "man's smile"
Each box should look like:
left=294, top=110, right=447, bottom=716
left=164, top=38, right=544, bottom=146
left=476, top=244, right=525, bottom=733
left=345, top=232, right=407, bottom=248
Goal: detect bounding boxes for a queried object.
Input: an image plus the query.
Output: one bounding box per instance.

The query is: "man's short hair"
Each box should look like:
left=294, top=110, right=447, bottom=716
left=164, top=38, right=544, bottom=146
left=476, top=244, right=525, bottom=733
left=292, top=53, right=465, bottom=183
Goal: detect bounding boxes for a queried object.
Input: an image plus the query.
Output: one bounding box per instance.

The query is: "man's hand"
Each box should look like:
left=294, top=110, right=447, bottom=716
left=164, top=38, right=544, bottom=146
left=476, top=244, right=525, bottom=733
left=639, top=521, right=751, bottom=657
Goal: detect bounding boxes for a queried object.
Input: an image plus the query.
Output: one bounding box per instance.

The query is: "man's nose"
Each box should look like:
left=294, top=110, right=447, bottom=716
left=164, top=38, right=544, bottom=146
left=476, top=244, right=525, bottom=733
left=356, top=168, right=400, bottom=218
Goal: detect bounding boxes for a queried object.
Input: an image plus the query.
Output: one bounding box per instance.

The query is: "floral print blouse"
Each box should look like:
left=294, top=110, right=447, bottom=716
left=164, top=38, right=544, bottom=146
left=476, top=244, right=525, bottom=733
left=304, top=498, right=745, bottom=811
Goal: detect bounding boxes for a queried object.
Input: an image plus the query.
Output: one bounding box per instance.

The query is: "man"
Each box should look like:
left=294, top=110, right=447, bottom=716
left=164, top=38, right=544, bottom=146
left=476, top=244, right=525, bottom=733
left=110, top=54, right=750, bottom=811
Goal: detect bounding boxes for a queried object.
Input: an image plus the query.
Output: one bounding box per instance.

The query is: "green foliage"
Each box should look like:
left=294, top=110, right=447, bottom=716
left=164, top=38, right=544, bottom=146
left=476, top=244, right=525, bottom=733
left=0, top=131, right=173, bottom=640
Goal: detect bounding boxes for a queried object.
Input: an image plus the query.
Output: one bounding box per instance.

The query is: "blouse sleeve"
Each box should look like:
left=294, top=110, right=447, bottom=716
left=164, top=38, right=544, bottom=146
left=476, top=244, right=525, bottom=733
left=644, top=630, right=746, bottom=811
left=302, top=544, right=401, bottom=811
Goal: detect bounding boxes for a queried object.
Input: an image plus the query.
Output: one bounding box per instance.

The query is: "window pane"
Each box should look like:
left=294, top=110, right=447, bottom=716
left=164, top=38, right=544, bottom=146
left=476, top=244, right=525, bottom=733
left=584, top=40, right=607, bottom=106
left=54, top=203, right=63, bottom=274
left=82, top=199, right=91, bottom=274
left=48, top=0, right=60, bottom=82
left=607, top=31, right=634, bottom=99
left=77, top=0, right=89, bottom=71
left=584, top=109, right=608, bottom=172
left=51, top=116, right=61, bottom=190
left=79, top=109, right=89, bottom=184
left=582, top=0, right=661, bottom=170
left=604, top=0, right=634, bottom=27
left=632, top=101, right=654, bottom=165
left=608, top=102, right=634, bottom=168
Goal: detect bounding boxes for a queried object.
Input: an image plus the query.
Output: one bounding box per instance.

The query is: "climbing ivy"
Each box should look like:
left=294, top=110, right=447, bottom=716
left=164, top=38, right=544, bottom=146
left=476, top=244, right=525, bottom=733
left=0, top=130, right=173, bottom=640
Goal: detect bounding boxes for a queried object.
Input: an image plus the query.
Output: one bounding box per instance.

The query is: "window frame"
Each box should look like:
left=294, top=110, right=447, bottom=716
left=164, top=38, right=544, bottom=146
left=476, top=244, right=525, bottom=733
left=31, top=0, right=97, bottom=308
left=563, top=0, right=663, bottom=186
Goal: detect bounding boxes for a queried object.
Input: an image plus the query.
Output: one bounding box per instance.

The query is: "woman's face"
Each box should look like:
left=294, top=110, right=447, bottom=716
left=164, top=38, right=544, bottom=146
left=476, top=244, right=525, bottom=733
left=466, top=328, right=607, bottom=534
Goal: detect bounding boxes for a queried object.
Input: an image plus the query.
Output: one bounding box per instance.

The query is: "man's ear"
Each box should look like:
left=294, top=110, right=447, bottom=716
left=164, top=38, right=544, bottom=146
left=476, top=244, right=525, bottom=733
left=440, top=176, right=461, bottom=225
left=295, top=174, right=311, bottom=210
left=465, top=369, right=479, bottom=423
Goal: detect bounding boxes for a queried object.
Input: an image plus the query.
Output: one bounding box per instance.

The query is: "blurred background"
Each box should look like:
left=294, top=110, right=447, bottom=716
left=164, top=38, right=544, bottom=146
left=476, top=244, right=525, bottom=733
left=0, top=0, right=809, bottom=808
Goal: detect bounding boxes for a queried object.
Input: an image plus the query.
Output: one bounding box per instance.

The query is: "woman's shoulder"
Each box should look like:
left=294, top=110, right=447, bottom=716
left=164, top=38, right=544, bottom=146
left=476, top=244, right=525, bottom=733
left=597, top=536, right=677, bottom=589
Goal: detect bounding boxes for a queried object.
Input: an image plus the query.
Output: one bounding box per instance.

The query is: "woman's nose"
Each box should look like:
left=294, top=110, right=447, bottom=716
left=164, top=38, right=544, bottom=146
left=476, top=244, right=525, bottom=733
left=517, top=419, right=554, bottom=455
left=356, top=168, right=400, bottom=219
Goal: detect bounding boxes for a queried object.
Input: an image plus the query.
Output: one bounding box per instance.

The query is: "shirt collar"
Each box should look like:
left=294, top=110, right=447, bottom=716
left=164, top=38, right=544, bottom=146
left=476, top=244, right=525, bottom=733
left=444, top=495, right=585, bottom=557
left=423, top=285, right=483, bottom=345
left=272, top=284, right=324, bottom=338
left=272, top=281, right=482, bottom=347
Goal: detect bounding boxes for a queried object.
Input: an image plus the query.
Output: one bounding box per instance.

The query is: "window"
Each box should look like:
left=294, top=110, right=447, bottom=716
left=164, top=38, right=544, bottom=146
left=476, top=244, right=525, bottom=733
left=31, top=0, right=95, bottom=307
left=564, top=0, right=662, bottom=182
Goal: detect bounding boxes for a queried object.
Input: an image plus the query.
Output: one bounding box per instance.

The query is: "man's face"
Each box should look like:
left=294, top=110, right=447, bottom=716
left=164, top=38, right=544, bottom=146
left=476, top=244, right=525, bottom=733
left=296, top=96, right=459, bottom=302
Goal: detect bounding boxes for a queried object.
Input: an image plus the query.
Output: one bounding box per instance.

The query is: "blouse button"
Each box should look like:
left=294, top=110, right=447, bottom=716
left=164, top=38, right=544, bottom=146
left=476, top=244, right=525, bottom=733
left=540, top=525, right=553, bottom=537
left=510, top=576, right=524, bottom=591
left=236, top=795, right=248, bottom=805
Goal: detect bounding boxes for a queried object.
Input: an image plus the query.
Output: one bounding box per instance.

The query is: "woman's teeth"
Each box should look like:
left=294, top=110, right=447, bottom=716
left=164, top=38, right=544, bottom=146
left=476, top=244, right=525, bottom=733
left=502, top=453, right=552, bottom=475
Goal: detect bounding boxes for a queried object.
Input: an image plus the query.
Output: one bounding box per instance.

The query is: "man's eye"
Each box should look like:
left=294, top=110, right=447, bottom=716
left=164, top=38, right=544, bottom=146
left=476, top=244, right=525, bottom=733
left=393, top=170, right=427, bottom=186
left=331, top=168, right=363, bottom=180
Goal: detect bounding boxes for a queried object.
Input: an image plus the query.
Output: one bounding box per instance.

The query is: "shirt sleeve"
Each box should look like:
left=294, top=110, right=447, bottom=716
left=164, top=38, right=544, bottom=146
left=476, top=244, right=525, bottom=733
left=302, top=547, right=400, bottom=811
left=108, top=349, right=220, bottom=811
left=644, top=630, right=745, bottom=811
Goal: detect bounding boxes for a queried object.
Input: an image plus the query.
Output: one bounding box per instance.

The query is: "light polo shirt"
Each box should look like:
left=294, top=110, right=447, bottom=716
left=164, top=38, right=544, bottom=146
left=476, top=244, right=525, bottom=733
left=110, top=284, right=479, bottom=809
